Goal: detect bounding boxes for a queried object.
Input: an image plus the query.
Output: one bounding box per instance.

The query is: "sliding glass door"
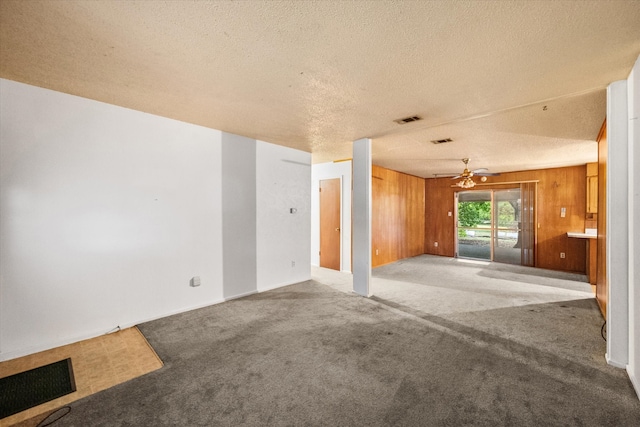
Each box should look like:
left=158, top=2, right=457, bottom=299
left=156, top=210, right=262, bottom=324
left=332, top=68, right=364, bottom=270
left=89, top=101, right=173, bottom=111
left=456, top=186, right=536, bottom=266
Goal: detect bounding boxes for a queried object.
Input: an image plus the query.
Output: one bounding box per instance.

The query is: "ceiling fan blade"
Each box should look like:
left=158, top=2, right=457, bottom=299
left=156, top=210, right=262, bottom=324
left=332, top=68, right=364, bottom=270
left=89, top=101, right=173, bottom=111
left=433, top=173, right=459, bottom=177
left=475, top=172, right=501, bottom=176
left=450, top=175, right=463, bottom=180
left=471, top=168, right=488, bottom=173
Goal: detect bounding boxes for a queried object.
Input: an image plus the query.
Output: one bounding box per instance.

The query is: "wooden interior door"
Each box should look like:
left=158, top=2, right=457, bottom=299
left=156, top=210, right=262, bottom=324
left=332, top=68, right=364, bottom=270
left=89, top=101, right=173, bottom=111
left=320, top=178, right=341, bottom=270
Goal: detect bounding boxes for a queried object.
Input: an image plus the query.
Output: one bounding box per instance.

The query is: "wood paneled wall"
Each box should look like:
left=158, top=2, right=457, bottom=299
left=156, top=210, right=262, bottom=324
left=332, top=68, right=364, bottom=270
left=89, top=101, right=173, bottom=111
left=424, top=165, right=588, bottom=274
left=596, top=121, right=607, bottom=316
left=372, top=165, right=425, bottom=267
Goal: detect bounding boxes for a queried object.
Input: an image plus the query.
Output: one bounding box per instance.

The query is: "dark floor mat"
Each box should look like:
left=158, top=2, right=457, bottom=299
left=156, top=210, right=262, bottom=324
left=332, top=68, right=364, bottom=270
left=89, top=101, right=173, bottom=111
left=0, top=358, right=76, bottom=419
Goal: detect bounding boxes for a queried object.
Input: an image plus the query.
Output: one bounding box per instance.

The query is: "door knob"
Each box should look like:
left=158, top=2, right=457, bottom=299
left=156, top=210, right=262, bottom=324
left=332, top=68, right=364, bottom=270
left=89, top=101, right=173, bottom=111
left=335, top=228, right=341, bottom=232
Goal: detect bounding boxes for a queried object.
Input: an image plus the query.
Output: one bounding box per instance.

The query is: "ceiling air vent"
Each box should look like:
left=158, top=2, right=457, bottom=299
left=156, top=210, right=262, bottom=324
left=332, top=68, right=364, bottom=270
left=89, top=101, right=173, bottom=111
left=430, top=138, right=452, bottom=144
left=394, top=115, right=422, bottom=124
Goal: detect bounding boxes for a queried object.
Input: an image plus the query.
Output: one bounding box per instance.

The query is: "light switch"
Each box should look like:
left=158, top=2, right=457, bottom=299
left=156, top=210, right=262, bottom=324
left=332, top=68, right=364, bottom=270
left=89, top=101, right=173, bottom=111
left=560, top=207, right=566, bottom=218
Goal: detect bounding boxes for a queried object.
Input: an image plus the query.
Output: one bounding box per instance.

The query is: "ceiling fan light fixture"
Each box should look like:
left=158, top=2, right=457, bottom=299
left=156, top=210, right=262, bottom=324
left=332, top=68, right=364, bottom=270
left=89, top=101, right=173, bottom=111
left=456, top=176, right=476, bottom=189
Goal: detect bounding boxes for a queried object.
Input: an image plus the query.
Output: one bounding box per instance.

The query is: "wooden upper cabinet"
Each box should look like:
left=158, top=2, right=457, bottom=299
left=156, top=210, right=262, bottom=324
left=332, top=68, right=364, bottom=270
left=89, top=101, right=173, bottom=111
left=586, top=162, right=598, bottom=214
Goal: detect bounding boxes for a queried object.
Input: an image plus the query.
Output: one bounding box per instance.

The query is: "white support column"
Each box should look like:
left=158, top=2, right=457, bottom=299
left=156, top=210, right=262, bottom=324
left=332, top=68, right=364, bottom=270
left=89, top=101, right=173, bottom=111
left=352, top=138, right=372, bottom=297
left=606, top=80, right=629, bottom=368
left=626, top=55, right=640, bottom=397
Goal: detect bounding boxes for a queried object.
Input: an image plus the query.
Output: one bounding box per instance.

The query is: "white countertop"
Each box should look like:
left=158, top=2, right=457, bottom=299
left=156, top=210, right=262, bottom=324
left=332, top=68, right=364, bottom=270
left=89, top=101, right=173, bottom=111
left=567, top=231, right=597, bottom=239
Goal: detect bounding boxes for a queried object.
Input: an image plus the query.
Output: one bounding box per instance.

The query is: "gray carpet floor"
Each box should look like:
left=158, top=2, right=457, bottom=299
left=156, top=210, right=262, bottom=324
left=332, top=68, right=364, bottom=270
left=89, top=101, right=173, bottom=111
left=55, top=255, right=640, bottom=426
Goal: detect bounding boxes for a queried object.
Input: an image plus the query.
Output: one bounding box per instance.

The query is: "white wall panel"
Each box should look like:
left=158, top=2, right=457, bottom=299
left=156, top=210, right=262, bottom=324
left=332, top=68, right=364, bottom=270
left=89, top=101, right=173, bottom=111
left=626, top=55, right=640, bottom=397
left=256, top=141, right=311, bottom=291
left=0, top=79, right=224, bottom=360
left=221, top=132, right=257, bottom=299
left=606, top=80, right=629, bottom=368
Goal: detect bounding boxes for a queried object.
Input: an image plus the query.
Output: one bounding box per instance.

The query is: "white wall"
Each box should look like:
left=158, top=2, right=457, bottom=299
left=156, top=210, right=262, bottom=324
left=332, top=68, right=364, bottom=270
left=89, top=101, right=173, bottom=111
left=256, top=141, right=311, bottom=291
left=627, top=55, right=640, bottom=397
left=311, top=161, right=352, bottom=272
left=606, top=80, right=629, bottom=368
left=0, top=79, right=224, bottom=360
left=222, top=132, right=257, bottom=299
left=0, top=79, right=312, bottom=361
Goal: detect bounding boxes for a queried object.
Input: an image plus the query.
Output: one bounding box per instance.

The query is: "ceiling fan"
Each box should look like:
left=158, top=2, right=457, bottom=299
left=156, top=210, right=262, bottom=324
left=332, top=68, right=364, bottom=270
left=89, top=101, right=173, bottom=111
left=436, top=158, right=500, bottom=188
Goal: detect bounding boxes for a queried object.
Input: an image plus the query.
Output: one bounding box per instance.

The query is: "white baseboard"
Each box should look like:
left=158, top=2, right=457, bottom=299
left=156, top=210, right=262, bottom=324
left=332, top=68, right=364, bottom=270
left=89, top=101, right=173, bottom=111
left=223, top=290, right=258, bottom=301
left=0, top=296, right=228, bottom=362
left=0, top=327, right=121, bottom=362
left=0, top=281, right=314, bottom=362
left=258, top=277, right=310, bottom=293
left=606, top=353, right=628, bottom=369
left=125, top=297, right=228, bottom=328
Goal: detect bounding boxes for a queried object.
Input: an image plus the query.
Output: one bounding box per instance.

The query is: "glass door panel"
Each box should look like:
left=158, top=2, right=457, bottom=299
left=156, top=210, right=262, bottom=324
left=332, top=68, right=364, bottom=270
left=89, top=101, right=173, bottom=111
left=456, top=191, right=492, bottom=260
left=493, top=188, right=521, bottom=265
left=520, top=182, right=536, bottom=266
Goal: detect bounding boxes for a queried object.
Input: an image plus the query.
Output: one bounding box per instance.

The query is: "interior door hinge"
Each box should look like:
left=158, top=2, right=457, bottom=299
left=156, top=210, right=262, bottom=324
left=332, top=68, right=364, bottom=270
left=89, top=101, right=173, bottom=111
left=319, top=251, right=321, bottom=256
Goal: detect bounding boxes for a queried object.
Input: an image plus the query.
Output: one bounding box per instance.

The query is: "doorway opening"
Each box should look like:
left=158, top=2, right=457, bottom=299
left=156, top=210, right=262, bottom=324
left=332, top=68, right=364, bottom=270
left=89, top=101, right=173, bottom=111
left=455, top=185, right=536, bottom=266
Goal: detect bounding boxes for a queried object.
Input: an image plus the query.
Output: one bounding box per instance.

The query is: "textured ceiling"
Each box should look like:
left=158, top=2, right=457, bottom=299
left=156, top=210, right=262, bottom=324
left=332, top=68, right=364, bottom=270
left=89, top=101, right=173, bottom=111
left=1, top=0, right=639, bottom=177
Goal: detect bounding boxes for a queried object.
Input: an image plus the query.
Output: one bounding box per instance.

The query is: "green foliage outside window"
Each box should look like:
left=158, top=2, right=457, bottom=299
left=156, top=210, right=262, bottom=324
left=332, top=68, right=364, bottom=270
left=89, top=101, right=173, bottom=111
left=497, top=201, right=517, bottom=227
left=458, top=201, right=491, bottom=227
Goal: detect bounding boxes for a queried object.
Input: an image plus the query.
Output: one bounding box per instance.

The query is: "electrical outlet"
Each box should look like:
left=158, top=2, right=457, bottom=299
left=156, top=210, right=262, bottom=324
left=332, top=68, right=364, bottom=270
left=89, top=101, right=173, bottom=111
left=560, top=252, right=565, bottom=259
left=434, top=242, right=438, bottom=247
left=376, top=249, right=379, bottom=255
